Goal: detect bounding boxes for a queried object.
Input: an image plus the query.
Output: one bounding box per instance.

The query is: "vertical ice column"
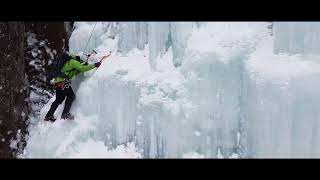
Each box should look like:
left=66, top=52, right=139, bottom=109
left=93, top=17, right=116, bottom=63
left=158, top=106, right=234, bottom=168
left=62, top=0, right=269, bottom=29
left=148, top=22, right=171, bottom=70
left=148, top=22, right=195, bottom=69
left=181, top=52, right=242, bottom=158
left=274, top=22, right=320, bottom=55
left=170, top=22, right=194, bottom=67
left=136, top=22, right=148, bottom=50
left=117, top=22, right=148, bottom=54
left=118, top=23, right=138, bottom=54
left=241, top=73, right=320, bottom=158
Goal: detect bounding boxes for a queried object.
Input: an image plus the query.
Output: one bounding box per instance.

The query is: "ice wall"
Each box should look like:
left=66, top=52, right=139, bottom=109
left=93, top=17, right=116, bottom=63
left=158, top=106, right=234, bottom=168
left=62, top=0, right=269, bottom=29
left=23, top=22, right=320, bottom=158
left=179, top=22, right=270, bottom=157
left=242, top=36, right=320, bottom=158
left=73, top=22, right=269, bottom=158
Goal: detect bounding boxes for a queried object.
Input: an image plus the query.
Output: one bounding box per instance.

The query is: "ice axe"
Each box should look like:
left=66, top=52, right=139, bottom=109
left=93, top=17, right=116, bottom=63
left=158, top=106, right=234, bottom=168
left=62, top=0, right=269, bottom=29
left=98, top=46, right=117, bottom=64
left=95, top=52, right=111, bottom=69
left=98, top=51, right=112, bottom=65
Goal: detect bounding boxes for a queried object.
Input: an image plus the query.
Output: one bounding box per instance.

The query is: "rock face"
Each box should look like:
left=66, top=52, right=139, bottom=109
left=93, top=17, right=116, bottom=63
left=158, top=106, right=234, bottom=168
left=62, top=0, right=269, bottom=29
left=0, top=22, right=29, bottom=158
left=0, top=22, right=72, bottom=158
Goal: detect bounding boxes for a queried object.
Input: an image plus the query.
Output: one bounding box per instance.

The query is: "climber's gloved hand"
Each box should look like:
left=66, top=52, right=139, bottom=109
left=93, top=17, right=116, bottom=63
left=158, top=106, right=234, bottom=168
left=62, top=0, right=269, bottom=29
left=94, top=61, right=101, bottom=68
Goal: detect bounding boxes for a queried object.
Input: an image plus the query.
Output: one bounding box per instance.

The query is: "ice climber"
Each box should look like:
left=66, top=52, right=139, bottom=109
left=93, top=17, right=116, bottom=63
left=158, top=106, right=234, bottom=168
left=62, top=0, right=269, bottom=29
left=44, top=52, right=101, bottom=122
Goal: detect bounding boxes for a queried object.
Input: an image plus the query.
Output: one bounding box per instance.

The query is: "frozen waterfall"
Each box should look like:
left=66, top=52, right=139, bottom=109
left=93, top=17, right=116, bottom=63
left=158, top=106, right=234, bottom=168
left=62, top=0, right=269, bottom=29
left=21, top=22, right=320, bottom=158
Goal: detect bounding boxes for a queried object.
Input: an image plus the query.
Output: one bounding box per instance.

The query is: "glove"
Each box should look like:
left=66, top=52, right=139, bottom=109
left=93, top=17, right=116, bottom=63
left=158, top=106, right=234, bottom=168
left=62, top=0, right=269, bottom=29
left=95, top=62, right=101, bottom=67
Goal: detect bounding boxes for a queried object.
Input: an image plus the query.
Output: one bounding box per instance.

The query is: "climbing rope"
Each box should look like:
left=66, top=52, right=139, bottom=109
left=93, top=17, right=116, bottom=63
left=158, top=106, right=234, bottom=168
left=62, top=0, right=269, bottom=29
left=83, top=22, right=117, bottom=65
left=84, top=22, right=98, bottom=53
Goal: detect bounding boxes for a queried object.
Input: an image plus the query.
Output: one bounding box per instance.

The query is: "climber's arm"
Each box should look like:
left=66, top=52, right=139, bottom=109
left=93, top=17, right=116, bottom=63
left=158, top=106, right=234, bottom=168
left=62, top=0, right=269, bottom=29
left=69, top=59, right=96, bottom=72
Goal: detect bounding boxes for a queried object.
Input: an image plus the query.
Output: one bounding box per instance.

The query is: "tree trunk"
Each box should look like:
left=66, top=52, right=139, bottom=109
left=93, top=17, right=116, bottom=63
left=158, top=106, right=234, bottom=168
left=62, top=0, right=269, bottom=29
left=0, top=22, right=72, bottom=158
left=0, top=22, right=29, bottom=158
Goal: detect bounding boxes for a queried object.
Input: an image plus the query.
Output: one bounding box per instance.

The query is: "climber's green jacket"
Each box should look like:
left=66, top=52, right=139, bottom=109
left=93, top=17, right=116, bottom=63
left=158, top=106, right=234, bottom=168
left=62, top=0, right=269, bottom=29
left=54, top=55, right=95, bottom=84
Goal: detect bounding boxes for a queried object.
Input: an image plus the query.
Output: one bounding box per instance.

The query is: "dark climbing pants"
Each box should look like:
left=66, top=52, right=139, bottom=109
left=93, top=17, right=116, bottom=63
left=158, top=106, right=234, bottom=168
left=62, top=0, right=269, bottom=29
left=45, top=83, right=75, bottom=118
